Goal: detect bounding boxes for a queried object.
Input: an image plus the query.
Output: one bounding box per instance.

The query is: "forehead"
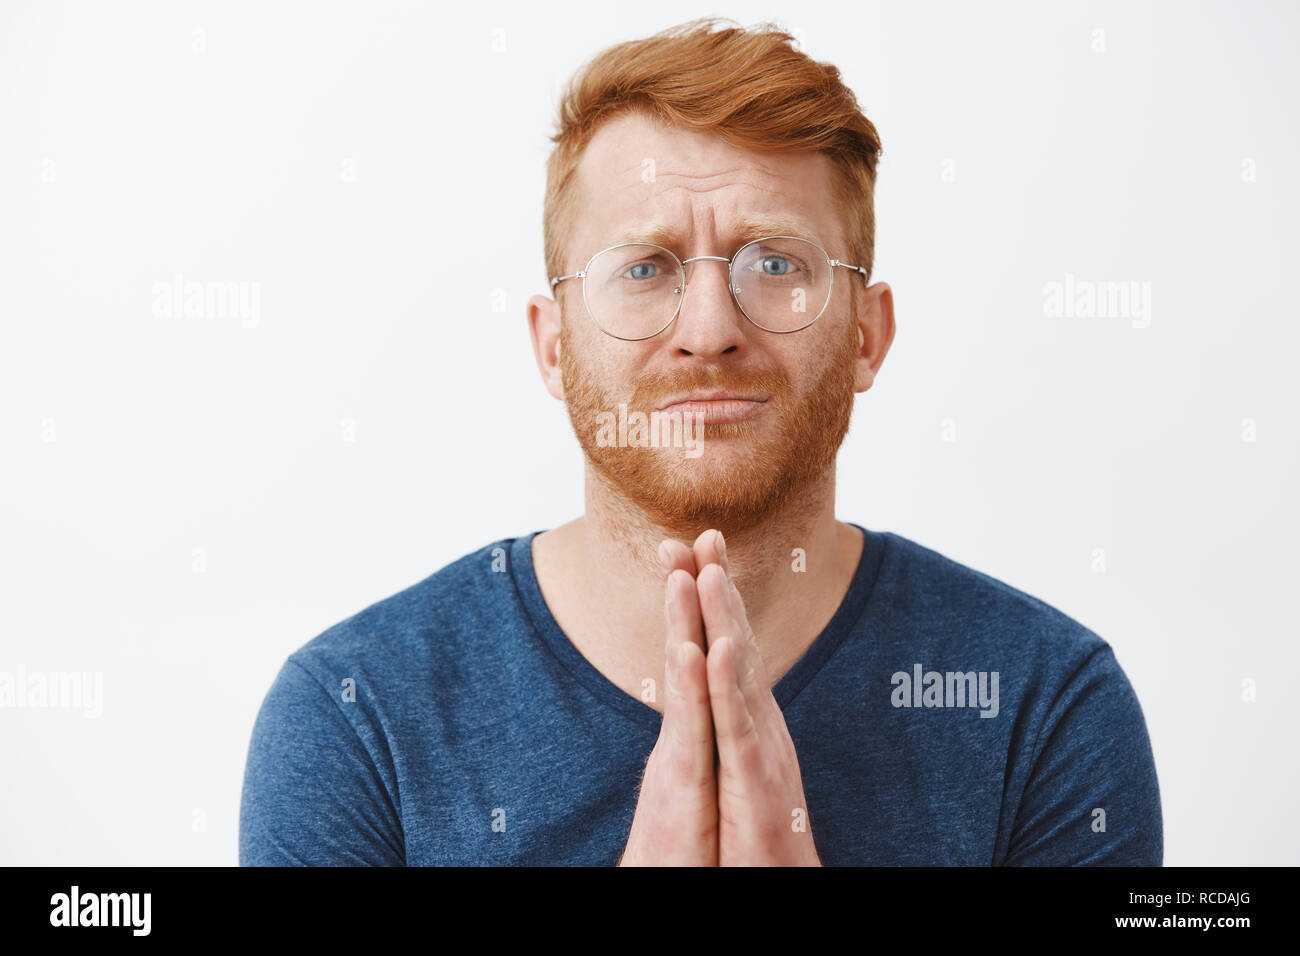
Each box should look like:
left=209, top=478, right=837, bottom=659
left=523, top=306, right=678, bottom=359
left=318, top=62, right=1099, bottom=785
left=570, top=110, right=843, bottom=257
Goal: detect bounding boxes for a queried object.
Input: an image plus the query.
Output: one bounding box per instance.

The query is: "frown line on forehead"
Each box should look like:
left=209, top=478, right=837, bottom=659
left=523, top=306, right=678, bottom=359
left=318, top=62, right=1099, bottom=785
left=605, top=212, right=824, bottom=254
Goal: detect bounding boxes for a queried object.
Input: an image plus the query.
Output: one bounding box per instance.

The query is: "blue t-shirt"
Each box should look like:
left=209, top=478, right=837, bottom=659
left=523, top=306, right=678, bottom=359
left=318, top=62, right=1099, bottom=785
left=239, top=525, right=1162, bottom=865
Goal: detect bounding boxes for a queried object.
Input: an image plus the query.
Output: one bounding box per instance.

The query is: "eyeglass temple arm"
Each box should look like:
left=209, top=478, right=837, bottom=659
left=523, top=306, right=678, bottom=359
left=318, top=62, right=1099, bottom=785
left=831, top=260, right=868, bottom=279
left=550, top=272, right=585, bottom=290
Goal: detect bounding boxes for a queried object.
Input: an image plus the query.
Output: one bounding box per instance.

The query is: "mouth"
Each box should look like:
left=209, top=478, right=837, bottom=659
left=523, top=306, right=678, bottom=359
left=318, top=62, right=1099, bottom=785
left=654, top=390, right=770, bottom=424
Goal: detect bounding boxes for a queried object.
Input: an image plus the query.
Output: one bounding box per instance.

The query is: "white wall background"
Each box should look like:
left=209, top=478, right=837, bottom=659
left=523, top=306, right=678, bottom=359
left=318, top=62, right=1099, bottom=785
left=1, top=0, right=1295, bottom=865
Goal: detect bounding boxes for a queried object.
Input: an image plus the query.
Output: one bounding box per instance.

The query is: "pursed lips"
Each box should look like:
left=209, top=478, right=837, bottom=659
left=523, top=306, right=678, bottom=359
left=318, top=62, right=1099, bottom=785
left=654, top=391, right=770, bottom=424
left=654, top=390, right=769, bottom=409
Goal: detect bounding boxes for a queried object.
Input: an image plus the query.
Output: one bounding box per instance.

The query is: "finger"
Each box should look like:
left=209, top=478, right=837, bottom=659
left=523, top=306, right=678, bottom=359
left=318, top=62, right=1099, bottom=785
left=722, top=569, right=772, bottom=692
left=695, top=561, right=733, bottom=653
left=658, top=538, right=698, bottom=578
left=697, top=563, right=771, bottom=718
left=665, top=567, right=706, bottom=656
left=662, top=574, right=713, bottom=780
left=669, top=640, right=714, bottom=770
left=706, top=636, right=761, bottom=773
left=692, top=529, right=727, bottom=577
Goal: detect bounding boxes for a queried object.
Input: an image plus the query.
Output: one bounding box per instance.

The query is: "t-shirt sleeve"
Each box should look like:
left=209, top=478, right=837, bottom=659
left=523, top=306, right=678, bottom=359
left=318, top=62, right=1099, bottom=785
left=1003, top=643, right=1163, bottom=866
left=239, top=656, right=405, bottom=866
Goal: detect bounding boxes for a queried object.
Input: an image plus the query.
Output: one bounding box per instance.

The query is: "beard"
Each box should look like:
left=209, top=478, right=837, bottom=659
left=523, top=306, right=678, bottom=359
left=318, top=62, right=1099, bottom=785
left=559, top=317, right=860, bottom=539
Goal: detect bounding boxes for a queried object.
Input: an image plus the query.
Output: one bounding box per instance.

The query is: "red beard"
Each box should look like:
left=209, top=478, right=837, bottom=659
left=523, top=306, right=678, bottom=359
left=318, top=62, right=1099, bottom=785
left=559, top=318, right=859, bottom=539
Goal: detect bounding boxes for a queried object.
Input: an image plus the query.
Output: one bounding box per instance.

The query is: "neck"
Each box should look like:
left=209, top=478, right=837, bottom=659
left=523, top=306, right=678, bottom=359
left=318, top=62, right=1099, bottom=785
left=543, top=461, right=858, bottom=683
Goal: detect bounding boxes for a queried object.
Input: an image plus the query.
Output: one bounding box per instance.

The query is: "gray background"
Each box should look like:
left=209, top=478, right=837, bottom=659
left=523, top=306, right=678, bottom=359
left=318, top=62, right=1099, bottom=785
left=1, top=0, right=1295, bottom=864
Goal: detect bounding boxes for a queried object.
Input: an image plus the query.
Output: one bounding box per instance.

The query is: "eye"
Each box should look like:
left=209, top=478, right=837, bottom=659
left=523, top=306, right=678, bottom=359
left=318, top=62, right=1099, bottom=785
left=759, top=255, right=794, bottom=276
left=624, top=261, right=659, bottom=280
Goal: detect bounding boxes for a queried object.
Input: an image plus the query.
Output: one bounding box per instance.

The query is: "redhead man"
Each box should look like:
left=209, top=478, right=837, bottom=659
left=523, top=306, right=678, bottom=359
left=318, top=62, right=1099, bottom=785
left=240, top=18, right=1161, bottom=866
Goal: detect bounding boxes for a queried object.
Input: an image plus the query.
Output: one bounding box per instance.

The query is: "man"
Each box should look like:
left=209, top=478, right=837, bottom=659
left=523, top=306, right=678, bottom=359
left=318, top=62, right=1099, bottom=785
left=239, top=18, right=1162, bottom=866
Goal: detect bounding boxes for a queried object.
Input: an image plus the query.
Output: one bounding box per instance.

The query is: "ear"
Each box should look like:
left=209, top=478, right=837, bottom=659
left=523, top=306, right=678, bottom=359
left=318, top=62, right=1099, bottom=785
left=527, top=292, right=565, bottom=401
left=853, top=281, right=895, bottom=393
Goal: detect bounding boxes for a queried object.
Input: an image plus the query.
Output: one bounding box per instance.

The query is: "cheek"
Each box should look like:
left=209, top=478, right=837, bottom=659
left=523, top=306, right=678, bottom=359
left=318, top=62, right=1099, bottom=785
left=782, top=330, right=857, bottom=400
left=770, top=338, right=837, bottom=392
left=560, top=334, right=636, bottom=400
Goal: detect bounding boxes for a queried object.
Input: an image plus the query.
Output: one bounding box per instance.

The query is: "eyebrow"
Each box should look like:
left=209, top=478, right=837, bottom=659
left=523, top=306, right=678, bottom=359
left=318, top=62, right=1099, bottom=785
left=617, top=214, right=820, bottom=252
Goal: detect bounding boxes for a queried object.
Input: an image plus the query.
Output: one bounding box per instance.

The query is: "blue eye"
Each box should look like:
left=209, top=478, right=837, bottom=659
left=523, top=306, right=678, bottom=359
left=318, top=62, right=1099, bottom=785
left=626, top=262, right=658, bottom=280
left=760, top=256, right=793, bottom=276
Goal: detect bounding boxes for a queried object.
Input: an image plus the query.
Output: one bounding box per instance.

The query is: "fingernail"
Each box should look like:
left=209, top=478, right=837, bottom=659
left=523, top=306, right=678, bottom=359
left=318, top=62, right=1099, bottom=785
left=657, top=541, right=670, bottom=570
left=716, top=531, right=726, bottom=560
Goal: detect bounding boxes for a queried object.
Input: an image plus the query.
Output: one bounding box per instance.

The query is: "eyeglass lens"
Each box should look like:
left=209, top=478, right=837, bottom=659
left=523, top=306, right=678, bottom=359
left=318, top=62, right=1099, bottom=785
left=582, top=237, right=831, bottom=338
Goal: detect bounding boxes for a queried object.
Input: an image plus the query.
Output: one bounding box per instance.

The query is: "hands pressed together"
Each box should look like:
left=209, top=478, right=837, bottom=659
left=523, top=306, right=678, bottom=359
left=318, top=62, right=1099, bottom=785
left=618, top=529, right=822, bottom=866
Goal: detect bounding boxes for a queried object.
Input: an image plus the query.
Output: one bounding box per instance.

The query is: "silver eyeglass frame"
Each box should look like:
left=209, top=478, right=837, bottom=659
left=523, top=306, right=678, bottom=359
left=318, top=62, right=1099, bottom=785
left=549, top=234, right=868, bottom=341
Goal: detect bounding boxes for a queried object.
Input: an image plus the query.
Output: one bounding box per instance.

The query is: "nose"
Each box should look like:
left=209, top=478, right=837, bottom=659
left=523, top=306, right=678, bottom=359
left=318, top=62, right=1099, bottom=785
left=666, top=256, right=748, bottom=358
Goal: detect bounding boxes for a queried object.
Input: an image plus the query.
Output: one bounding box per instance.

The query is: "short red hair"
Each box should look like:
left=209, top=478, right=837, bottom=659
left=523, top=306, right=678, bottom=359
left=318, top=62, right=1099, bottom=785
left=543, top=17, right=883, bottom=298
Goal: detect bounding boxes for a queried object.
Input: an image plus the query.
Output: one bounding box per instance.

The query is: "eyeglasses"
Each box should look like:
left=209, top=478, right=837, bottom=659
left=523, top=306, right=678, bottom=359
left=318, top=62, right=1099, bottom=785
left=549, top=235, right=867, bottom=341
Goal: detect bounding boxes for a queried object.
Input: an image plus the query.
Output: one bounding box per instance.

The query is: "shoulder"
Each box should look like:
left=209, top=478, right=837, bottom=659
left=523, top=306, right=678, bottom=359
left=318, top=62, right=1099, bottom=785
left=866, top=530, right=1161, bottom=862
left=284, top=534, right=529, bottom=690
left=871, top=529, right=1109, bottom=675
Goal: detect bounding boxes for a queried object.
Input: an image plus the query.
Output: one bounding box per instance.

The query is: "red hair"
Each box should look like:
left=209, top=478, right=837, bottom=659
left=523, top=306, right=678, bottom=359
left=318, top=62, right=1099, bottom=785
left=543, top=17, right=883, bottom=299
